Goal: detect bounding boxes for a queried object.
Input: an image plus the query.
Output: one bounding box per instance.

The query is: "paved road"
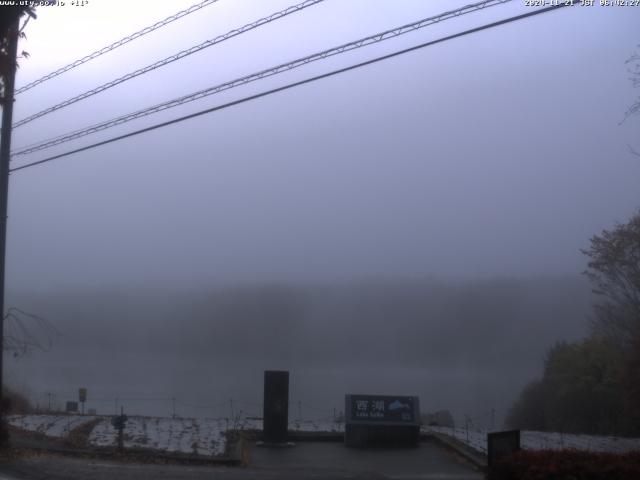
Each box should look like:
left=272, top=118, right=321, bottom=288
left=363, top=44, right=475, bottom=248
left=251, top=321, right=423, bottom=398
left=0, top=440, right=483, bottom=479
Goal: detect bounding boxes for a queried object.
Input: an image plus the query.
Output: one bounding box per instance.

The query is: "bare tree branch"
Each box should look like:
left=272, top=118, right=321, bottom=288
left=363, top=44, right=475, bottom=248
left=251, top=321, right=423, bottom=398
left=582, top=213, right=640, bottom=350
left=622, top=45, right=640, bottom=125
left=3, top=307, right=60, bottom=358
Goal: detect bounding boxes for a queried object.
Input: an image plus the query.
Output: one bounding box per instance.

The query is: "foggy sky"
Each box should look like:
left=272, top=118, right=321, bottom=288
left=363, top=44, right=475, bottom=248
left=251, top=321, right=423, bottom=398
left=6, top=0, right=639, bottom=289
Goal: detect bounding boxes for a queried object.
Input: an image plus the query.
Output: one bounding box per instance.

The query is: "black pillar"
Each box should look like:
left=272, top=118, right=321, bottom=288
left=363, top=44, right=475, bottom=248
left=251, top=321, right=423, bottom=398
left=263, top=370, right=289, bottom=443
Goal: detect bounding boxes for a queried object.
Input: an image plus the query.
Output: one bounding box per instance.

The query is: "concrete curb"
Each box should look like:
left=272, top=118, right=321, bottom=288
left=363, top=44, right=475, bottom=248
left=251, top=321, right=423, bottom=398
left=428, top=432, right=488, bottom=471
left=288, top=431, right=343, bottom=442
left=245, top=431, right=344, bottom=442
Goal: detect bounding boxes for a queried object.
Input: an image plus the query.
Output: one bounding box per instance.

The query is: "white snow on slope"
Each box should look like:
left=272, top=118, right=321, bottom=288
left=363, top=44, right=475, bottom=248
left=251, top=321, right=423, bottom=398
left=9, top=414, right=345, bottom=457
left=520, top=430, right=640, bottom=453
left=10, top=414, right=257, bottom=456
left=424, top=426, right=640, bottom=454
left=90, top=416, right=230, bottom=456
left=289, top=419, right=344, bottom=432
left=7, top=414, right=97, bottom=437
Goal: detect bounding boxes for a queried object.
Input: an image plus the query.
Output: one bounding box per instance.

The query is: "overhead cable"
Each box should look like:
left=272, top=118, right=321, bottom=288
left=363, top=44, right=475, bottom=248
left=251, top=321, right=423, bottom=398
left=15, top=0, right=222, bottom=95
left=13, top=0, right=512, bottom=156
left=9, top=3, right=571, bottom=173
left=13, top=0, right=326, bottom=128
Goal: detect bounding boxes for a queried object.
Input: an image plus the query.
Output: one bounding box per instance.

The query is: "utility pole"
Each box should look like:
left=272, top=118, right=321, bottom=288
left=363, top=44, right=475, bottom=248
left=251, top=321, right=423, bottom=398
left=0, top=18, right=20, bottom=417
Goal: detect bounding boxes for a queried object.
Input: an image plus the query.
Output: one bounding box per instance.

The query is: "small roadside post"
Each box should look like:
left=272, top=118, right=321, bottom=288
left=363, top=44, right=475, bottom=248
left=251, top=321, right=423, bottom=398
left=111, top=406, right=128, bottom=452
left=78, top=388, right=87, bottom=415
left=487, top=430, right=520, bottom=472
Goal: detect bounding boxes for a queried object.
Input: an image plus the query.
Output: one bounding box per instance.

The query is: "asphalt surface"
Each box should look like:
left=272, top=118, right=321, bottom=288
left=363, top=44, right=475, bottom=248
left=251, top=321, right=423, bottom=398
left=0, top=440, right=483, bottom=479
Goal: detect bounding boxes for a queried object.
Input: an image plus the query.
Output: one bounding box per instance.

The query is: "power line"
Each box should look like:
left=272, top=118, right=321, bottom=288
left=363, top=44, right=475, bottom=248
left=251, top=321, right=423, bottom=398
left=176, top=398, right=238, bottom=410
left=12, top=0, right=513, bottom=156
left=10, top=3, right=570, bottom=173
left=15, top=0, right=221, bottom=95
left=12, top=0, right=326, bottom=128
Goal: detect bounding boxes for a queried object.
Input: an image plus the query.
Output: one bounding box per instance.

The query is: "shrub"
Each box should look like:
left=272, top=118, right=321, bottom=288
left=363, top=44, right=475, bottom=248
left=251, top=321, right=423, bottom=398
left=490, top=449, right=640, bottom=480
left=0, top=387, right=34, bottom=449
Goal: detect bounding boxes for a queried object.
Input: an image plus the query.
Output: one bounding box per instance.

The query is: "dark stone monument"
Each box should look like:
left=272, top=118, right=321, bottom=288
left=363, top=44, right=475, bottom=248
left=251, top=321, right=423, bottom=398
left=487, top=430, right=521, bottom=469
left=263, top=370, right=289, bottom=444
left=344, top=394, right=420, bottom=447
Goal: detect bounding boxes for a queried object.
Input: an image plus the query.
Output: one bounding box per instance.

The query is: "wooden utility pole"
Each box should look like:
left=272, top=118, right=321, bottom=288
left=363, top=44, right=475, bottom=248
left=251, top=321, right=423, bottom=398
left=0, top=17, right=20, bottom=417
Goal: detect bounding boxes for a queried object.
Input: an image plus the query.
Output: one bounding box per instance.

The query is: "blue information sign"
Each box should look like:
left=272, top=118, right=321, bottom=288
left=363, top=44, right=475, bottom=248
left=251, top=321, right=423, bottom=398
left=348, top=395, right=417, bottom=423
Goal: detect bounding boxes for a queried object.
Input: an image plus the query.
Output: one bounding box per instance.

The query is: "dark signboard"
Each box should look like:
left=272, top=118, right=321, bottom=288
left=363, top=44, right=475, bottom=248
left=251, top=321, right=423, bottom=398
left=488, top=430, right=521, bottom=468
left=347, top=395, right=418, bottom=423
left=65, top=401, right=78, bottom=412
left=345, top=394, right=420, bottom=447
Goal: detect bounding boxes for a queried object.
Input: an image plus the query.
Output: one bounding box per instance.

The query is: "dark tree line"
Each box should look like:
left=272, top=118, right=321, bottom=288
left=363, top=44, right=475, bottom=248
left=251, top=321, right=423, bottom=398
left=507, top=212, right=640, bottom=436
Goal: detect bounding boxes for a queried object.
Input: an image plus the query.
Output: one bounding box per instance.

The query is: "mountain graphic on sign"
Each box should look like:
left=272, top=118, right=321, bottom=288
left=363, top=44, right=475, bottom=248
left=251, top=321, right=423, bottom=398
left=388, top=400, right=411, bottom=411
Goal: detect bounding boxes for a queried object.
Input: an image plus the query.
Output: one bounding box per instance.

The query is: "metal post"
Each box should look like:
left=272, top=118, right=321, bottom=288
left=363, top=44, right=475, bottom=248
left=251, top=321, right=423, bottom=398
left=117, top=406, right=124, bottom=452
left=465, top=415, right=469, bottom=443
left=0, top=18, right=19, bottom=423
left=172, top=397, right=176, bottom=419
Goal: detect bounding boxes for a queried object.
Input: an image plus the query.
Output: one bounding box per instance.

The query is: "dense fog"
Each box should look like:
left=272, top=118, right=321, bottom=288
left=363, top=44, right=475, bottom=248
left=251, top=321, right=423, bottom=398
left=3, top=0, right=638, bottom=430
left=6, top=275, right=592, bottom=425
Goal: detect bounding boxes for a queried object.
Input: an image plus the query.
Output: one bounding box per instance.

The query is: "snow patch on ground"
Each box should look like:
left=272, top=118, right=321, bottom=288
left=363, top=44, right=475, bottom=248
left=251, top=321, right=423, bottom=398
left=9, top=414, right=231, bottom=456
left=424, top=426, right=640, bottom=454
left=289, top=419, right=344, bottom=432
left=7, top=414, right=97, bottom=438
left=89, top=416, right=229, bottom=456
left=8, top=414, right=345, bottom=457
left=521, top=430, right=640, bottom=453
